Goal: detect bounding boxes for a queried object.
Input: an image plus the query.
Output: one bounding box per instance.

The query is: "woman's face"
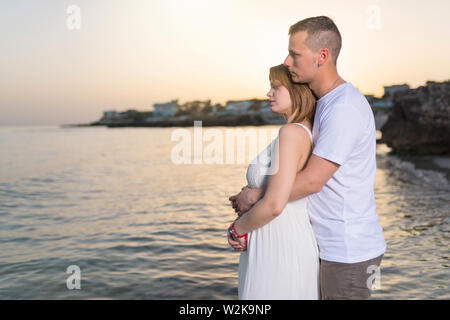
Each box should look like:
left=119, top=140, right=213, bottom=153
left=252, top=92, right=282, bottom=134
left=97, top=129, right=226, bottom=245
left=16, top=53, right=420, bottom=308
left=266, top=81, right=292, bottom=116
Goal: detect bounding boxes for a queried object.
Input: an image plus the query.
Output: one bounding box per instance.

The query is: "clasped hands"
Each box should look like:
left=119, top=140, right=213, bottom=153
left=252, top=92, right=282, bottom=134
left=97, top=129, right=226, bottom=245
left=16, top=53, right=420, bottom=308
left=227, top=186, right=262, bottom=252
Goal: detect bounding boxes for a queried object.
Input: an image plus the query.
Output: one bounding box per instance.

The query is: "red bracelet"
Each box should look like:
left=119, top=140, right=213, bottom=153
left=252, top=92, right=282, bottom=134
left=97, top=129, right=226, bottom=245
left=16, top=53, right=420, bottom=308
left=228, top=220, right=248, bottom=248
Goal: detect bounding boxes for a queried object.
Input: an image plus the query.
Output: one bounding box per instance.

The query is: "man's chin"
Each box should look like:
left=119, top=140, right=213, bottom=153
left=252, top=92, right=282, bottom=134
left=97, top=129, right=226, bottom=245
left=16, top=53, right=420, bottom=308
left=292, top=75, right=310, bottom=84
left=291, top=73, right=302, bottom=83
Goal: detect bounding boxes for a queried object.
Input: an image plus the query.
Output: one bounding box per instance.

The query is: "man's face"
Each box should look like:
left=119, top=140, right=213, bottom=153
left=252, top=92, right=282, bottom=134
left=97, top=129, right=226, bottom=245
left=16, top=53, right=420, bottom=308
left=283, top=31, right=318, bottom=83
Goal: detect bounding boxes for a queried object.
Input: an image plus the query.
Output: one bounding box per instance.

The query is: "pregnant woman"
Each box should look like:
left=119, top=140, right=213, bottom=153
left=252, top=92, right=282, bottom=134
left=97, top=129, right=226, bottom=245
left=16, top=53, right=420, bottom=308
left=227, top=64, right=320, bottom=299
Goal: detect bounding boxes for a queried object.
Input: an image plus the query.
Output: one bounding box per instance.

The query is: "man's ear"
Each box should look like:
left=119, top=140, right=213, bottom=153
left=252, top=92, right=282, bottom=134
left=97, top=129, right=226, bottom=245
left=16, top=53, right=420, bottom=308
left=317, top=48, right=330, bottom=67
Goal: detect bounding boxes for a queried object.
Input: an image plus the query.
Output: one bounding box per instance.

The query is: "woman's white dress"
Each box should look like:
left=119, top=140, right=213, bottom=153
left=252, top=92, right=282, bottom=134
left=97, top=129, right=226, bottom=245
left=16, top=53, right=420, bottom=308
left=238, top=123, right=320, bottom=300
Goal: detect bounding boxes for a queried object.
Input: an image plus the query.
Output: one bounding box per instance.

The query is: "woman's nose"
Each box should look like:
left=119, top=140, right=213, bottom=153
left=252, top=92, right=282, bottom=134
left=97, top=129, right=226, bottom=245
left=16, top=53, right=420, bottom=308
left=266, top=89, right=272, bottom=97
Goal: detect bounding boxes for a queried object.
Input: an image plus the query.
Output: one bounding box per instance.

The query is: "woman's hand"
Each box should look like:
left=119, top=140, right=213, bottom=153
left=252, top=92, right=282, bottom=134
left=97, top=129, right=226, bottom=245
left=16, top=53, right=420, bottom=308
left=229, top=186, right=263, bottom=216
left=227, top=232, right=247, bottom=251
left=227, top=220, right=248, bottom=251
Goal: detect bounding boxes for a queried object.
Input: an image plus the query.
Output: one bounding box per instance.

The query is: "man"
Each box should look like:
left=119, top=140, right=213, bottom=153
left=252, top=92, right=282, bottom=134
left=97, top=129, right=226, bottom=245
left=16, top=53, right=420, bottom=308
left=229, top=16, right=386, bottom=300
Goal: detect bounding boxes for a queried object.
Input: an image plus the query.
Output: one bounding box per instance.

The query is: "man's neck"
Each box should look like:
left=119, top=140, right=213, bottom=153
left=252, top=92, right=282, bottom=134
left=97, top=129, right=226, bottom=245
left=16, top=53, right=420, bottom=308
left=309, top=69, right=345, bottom=99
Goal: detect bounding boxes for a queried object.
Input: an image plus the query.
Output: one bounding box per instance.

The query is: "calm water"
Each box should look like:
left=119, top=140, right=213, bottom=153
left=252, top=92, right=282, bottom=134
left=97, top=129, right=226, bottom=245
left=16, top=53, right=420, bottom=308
left=0, top=125, right=448, bottom=299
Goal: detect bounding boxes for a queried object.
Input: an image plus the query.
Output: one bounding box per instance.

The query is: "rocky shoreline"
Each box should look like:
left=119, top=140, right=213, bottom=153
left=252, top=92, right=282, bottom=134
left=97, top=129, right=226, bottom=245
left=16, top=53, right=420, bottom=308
left=64, top=107, right=392, bottom=128
left=381, top=80, right=449, bottom=155
left=66, top=112, right=390, bottom=130
left=62, top=113, right=285, bottom=128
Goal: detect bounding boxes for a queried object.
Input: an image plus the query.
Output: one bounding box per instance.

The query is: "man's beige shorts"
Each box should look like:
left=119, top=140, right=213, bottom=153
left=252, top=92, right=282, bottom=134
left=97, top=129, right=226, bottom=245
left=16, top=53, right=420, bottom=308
left=319, top=254, right=384, bottom=300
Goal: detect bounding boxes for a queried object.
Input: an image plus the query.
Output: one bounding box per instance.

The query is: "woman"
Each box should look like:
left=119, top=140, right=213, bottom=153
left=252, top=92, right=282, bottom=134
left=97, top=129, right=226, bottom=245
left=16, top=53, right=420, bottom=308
left=227, top=64, right=319, bottom=299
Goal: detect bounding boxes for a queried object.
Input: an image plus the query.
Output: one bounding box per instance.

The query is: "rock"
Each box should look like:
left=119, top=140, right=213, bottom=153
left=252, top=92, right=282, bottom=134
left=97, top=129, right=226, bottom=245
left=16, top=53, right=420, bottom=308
left=381, top=80, right=450, bottom=155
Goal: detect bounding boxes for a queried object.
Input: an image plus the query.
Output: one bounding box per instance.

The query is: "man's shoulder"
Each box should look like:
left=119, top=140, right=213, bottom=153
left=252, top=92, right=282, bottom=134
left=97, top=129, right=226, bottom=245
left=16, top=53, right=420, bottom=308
left=319, top=85, right=371, bottom=119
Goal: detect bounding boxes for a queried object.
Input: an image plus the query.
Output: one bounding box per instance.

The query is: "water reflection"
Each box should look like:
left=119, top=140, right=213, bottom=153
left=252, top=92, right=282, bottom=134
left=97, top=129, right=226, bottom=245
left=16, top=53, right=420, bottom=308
left=0, top=126, right=448, bottom=299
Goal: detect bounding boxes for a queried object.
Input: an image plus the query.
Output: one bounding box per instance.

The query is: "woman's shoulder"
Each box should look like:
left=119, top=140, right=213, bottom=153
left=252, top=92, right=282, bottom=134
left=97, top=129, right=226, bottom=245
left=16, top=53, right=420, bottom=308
left=278, top=122, right=313, bottom=146
left=279, top=121, right=312, bottom=137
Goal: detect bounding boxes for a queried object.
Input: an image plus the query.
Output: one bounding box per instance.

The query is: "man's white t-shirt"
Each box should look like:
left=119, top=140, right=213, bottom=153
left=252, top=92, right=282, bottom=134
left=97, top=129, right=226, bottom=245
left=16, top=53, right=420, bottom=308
left=308, top=82, right=386, bottom=263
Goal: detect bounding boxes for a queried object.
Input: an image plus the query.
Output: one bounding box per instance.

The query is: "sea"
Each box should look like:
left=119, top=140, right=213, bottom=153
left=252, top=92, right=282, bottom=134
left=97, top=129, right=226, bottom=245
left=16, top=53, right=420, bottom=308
left=0, top=125, right=448, bottom=299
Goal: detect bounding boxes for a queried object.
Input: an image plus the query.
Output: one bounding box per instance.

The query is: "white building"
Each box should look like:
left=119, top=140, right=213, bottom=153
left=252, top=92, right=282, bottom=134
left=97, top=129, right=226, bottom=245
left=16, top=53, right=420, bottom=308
left=103, top=110, right=118, bottom=120
left=383, top=84, right=410, bottom=98
left=224, top=100, right=252, bottom=114
left=153, top=101, right=179, bottom=118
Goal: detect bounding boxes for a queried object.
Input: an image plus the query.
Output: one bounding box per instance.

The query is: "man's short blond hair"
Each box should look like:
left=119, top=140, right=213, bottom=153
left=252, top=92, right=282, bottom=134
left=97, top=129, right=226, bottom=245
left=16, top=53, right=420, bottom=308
left=289, top=16, right=342, bottom=65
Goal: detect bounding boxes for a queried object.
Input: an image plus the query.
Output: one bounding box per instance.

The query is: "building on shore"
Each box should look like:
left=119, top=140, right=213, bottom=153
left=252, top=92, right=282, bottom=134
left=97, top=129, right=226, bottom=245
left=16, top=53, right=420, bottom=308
left=152, top=101, right=179, bottom=119
left=119, top=109, right=138, bottom=118
left=365, top=84, right=411, bottom=109
left=103, top=110, right=118, bottom=121
left=225, top=100, right=252, bottom=114
left=383, top=84, right=410, bottom=99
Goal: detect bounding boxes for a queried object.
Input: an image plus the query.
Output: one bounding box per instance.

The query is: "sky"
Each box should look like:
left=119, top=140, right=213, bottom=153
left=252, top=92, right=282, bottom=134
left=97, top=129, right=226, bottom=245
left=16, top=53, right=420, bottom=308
left=0, top=0, right=449, bottom=125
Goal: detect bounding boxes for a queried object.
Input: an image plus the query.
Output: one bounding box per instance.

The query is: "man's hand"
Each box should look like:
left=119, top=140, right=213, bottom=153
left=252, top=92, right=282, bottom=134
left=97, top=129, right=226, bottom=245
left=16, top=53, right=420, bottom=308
left=229, top=186, right=263, bottom=216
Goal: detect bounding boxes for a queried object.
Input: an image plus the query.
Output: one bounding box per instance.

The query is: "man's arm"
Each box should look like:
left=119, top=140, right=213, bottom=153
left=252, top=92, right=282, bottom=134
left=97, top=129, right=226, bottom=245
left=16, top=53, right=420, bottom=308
left=234, top=102, right=361, bottom=209
left=288, top=153, right=340, bottom=202
left=232, top=153, right=340, bottom=213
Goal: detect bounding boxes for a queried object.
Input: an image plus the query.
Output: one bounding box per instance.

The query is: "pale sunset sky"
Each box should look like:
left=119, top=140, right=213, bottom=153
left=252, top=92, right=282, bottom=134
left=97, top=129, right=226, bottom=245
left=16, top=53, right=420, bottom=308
left=0, top=0, right=449, bottom=125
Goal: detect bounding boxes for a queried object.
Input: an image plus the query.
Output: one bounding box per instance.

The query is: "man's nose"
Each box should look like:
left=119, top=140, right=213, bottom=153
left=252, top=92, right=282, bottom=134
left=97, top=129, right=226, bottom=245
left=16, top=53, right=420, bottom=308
left=283, top=55, right=291, bottom=67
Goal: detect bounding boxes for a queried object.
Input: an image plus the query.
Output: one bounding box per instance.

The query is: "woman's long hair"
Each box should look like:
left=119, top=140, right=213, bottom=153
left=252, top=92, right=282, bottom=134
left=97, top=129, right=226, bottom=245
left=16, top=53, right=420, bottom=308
left=269, top=64, right=316, bottom=124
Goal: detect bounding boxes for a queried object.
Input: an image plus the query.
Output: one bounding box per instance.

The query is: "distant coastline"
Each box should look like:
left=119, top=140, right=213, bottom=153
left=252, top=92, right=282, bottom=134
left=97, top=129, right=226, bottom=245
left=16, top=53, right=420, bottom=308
left=61, top=81, right=449, bottom=156
left=63, top=110, right=389, bottom=130
left=63, top=113, right=285, bottom=128
left=62, top=94, right=393, bottom=130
